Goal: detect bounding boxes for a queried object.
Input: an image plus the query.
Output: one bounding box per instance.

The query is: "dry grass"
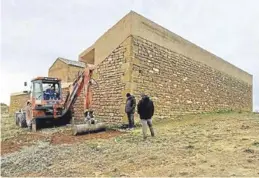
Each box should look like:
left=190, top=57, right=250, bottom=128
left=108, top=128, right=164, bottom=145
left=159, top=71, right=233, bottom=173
left=1, top=115, right=27, bottom=141
left=1, top=112, right=259, bottom=177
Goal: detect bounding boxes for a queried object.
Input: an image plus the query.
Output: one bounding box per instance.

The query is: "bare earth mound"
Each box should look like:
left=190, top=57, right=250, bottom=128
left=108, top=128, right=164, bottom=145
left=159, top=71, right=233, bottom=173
left=1, top=112, right=259, bottom=177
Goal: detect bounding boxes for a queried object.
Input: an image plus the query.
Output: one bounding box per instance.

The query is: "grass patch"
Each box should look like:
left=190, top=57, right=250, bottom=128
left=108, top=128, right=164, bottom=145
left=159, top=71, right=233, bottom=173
left=1, top=116, right=26, bottom=141
left=244, top=148, right=255, bottom=153
left=185, top=145, right=195, bottom=149
left=252, top=141, right=259, bottom=147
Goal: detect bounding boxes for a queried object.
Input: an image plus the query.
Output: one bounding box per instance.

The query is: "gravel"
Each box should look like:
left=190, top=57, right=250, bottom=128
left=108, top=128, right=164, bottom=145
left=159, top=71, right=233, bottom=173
left=1, top=136, right=116, bottom=177
left=2, top=141, right=57, bottom=176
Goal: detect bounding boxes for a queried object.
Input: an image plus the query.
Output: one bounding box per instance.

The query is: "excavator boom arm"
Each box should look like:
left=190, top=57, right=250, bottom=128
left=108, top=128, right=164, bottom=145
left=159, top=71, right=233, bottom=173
left=62, top=67, right=94, bottom=116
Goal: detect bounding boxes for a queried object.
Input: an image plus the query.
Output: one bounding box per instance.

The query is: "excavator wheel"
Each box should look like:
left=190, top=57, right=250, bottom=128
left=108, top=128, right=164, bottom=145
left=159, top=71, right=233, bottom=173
left=62, top=110, right=72, bottom=125
left=15, top=115, right=19, bottom=126
left=31, top=118, right=40, bottom=132
left=54, top=110, right=72, bottom=126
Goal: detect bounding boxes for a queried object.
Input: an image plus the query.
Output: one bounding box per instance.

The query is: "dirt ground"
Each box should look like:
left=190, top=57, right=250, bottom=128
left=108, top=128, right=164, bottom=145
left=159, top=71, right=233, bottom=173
left=1, top=112, right=259, bottom=177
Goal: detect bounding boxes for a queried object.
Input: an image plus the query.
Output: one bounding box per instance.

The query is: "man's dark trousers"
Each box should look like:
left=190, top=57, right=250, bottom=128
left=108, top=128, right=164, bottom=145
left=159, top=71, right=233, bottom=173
left=127, top=113, right=134, bottom=128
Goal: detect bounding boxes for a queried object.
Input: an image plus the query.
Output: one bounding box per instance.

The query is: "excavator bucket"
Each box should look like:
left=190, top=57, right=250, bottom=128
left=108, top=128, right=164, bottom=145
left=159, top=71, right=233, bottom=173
left=62, top=65, right=107, bottom=136
left=71, top=111, right=106, bottom=136
left=72, top=122, right=106, bottom=136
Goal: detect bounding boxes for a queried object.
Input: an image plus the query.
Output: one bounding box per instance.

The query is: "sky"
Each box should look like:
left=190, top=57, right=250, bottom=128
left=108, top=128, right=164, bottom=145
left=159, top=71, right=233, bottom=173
left=1, top=0, right=259, bottom=111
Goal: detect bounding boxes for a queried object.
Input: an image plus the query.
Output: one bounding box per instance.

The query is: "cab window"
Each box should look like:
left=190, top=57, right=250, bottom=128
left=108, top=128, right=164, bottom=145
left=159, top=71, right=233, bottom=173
left=33, top=81, right=42, bottom=100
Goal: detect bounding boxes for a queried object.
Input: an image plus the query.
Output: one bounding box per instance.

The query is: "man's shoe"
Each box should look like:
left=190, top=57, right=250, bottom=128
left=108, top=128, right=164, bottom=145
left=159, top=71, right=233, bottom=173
left=150, top=127, right=155, bottom=137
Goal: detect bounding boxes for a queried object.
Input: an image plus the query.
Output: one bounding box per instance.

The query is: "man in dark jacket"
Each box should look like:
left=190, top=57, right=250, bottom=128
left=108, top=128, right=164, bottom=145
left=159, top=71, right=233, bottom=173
left=137, top=94, right=155, bottom=139
left=125, top=93, right=136, bottom=129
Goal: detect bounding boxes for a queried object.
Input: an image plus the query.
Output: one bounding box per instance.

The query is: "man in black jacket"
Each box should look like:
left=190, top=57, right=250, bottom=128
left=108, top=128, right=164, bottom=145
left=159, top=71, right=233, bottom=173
left=137, top=94, right=155, bottom=139
left=125, top=93, right=136, bottom=129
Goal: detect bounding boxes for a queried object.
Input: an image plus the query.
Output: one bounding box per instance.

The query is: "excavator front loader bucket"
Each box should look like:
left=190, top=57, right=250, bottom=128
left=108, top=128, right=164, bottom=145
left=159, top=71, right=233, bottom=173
left=71, top=111, right=106, bottom=136
left=62, top=65, right=106, bottom=136
left=72, top=122, right=106, bottom=136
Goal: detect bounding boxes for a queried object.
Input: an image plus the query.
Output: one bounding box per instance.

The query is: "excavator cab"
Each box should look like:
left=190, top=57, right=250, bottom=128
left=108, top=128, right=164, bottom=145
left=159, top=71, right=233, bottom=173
left=31, top=77, right=62, bottom=106
left=15, top=77, right=69, bottom=131
left=28, top=77, right=67, bottom=131
left=15, top=66, right=105, bottom=134
left=32, top=78, right=61, bottom=102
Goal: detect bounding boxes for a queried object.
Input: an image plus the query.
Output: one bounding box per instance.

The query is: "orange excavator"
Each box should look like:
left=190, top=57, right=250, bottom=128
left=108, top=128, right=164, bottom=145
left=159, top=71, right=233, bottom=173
left=15, top=64, right=105, bottom=135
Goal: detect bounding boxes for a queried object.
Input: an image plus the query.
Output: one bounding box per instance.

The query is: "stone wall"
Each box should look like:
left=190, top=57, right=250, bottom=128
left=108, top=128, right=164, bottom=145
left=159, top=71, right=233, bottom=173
left=130, top=36, right=252, bottom=119
left=9, top=93, right=30, bottom=115
left=48, top=60, right=69, bottom=82
left=67, top=65, right=84, bottom=83
left=79, top=35, right=252, bottom=124
left=49, top=59, right=84, bottom=121
left=72, top=90, right=84, bottom=120
left=61, top=86, right=84, bottom=121
left=49, top=60, right=84, bottom=83
left=79, top=11, right=252, bottom=86
left=91, top=38, right=130, bottom=125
